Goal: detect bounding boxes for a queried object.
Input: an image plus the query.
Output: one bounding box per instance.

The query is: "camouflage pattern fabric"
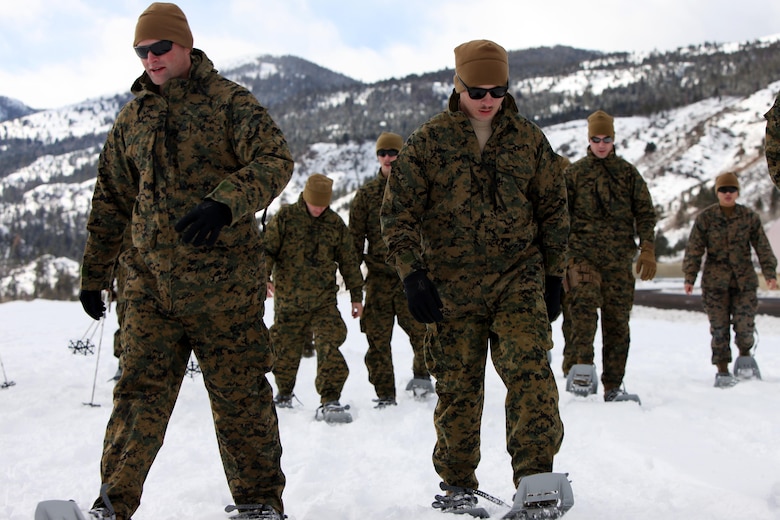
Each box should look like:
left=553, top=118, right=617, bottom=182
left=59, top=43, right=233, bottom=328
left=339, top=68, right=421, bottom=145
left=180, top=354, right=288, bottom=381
left=111, top=228, right=133, bottom=360
left=80, top=50, right=293, bottom=519
left=765, top=92, right=780, bottom=189
left=380, top=92, right=567, bottom=489
left=564, top=258, right=634, bottom=389
left=559, top=289, right=574, bottom=376
left=564, top=148, right=656, bottom=390
left=360, top=271, right=428, bottom=397
left=265, top=195, right=363, bottom=403
left=104, top=299, right=285, bottom=519
left=81, top=50, right=293, bottom=316
left=683, top=203, right=778, bottom=362
left=270, top=303, right=349, bottom=403
left=349, top=172, right=428, bottom=398
left=702, top=287, right=758, bottom=363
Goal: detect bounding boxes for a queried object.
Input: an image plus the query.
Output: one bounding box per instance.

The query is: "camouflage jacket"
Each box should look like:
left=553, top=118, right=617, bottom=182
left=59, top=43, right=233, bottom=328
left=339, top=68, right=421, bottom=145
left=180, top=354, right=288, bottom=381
left=265, top=195, right=364, bottom=309
left=765, top=92, right=780, bottom=189
left=348, top=171, right=396, bottom=277
left=380, top=92, right=569, bottom=305
left=565, top=148, right=656, bottom=266
left=80, top=49, right=293, bottom=316
left=683, top=203, right=777, bottom=291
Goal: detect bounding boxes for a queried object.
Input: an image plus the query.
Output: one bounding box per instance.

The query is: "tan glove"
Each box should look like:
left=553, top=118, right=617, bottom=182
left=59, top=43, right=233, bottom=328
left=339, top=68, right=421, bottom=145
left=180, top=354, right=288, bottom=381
left=635, top=242, right=657, bottom=281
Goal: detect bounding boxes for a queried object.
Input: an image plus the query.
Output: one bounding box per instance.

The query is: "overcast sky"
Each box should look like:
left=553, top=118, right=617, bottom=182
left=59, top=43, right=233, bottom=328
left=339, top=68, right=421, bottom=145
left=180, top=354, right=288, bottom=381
left=2, top=0, right=779, bottom=109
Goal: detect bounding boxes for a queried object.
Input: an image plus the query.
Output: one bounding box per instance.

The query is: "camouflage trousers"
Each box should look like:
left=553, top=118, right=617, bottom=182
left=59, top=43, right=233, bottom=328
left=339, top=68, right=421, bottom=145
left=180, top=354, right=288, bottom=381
left=425, top=285, right=562, bottom=490
left=361, top=272, right=428, bottom=398
left=702, top=285, right=757, bottom=364
left=560, top=289, right=574, bottom=375
left=96, top=298, right=285, bottom=520
left=563, top=258, right=634, bottom=390
left=112, top=263, right=128, bottom=359
left=270, top=302, right=349, bottom=403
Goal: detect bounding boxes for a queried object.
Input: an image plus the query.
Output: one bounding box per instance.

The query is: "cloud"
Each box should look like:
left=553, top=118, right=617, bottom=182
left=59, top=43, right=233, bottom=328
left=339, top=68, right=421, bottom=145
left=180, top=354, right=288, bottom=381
left=1, top=0, right=779, bottom=108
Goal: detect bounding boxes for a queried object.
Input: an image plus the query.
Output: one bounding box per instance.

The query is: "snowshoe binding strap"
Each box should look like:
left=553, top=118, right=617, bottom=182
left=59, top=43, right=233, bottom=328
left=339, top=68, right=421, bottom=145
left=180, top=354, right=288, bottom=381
left=225, top=504, right=284, bottom=519
left=433, top=482, right=490, bottom=518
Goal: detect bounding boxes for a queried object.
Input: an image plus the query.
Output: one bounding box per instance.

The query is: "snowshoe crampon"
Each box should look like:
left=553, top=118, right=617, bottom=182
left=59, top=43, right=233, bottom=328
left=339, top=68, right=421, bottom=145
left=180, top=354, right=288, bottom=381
left=502, top=472, right=574, bottom=519
left=733, top=355, right=761, bottom=380
left=565, top=364, right=598, bottom=396
left=406, top=377, right=435, bottom=399
left=433, top=483, right=489, bottom=518
left=315, top=401, right=352, bottom=424
left=35, top=500, right=88, bottom=520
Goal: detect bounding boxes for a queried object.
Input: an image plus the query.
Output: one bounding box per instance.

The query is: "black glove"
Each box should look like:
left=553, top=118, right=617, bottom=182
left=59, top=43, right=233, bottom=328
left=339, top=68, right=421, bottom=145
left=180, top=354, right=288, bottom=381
left=544, top=275, right=564, bottom=322
left=175, top=200, right=232, bottom=247
left=79, top=289, right=105, bottom=320
left=403, top=270, right=444, bottom=324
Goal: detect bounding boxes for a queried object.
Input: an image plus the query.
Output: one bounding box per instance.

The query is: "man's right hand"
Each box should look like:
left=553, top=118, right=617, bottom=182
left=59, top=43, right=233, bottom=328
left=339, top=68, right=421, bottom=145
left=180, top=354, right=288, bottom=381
left=402, top=270, right=444, bottom=324
left=79, top=290, right=105, bottom=320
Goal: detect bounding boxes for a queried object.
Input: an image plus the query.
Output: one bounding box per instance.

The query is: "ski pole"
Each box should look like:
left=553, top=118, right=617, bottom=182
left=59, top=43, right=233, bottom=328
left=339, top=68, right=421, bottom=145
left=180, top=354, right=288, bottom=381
left=83, top=315, right=105, bottom=407
left=0, top=352, right=15, bottom=389
left=84, top=291, right=109, bottom=407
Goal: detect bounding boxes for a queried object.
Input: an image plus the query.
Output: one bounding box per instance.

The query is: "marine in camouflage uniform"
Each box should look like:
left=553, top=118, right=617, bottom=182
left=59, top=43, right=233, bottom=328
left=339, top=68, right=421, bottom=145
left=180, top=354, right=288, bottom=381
left=764, top=92, right=780, bottom=189
left=349, top=132, right=429, bottom=404
left=265, top=174, right=364, bottom=407
left=682, top=172, right=778, bottom=374
left=563, top=110, right=657, bottom=399
left=381, top=40, right=567, bottom=491
left=78, top=4, right=293, bottom=518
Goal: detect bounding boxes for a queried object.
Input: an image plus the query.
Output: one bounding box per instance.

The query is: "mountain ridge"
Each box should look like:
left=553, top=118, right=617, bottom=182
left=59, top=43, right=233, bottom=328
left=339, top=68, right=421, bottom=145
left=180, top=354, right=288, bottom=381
left=2, top=39, right=780, bottom=301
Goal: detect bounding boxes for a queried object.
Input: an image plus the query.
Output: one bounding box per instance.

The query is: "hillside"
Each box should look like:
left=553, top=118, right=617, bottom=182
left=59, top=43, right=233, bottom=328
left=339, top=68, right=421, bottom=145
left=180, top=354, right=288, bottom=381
left=2, top=38, right=780, bottom=300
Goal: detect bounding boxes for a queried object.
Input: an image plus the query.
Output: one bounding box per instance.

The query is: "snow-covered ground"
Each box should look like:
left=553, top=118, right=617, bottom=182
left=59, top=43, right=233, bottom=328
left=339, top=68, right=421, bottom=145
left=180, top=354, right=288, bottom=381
left=2, top=283, right=780, bottom=520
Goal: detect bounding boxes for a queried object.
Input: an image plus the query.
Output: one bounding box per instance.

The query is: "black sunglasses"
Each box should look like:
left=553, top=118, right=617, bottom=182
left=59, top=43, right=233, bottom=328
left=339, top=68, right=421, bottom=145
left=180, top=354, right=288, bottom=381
left=717, top=186, right=738, bottom=194
left=134, top=40, right=174, bottom=59
left=377, top=149, right=399, bottom=157
left=590, top=136, right=614, bottom=144
left=457, top=75, right=508, bottom=100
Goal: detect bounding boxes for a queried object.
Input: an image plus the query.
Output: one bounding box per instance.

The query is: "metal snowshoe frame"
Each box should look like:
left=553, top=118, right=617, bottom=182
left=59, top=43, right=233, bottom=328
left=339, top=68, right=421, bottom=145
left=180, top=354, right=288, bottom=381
left=733, top=355, right=761, bottom=379
left=503, top=472, right=574, bottom=520
left=315, top=401, right=353, bottom=424
left=565, top=364, right=598, bottom=396
left=406, top=377, right=435, bottom=399
left=35, top=500, right=87, bottom=520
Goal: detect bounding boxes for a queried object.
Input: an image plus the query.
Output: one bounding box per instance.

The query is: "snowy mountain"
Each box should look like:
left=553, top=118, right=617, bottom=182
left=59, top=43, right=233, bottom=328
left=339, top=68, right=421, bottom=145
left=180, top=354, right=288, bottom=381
left=0, top=95, right=36, bottom=123
left=2, top=39, right=780, bottom=300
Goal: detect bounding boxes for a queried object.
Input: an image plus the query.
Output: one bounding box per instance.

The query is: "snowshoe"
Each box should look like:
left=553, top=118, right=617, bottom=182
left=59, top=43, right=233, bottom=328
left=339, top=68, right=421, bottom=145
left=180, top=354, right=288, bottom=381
left=273, top=394, right=294, bottom=409
left=714, top=372, right=738, bottom=388
left=373, top=397, right=397, bottom=409
left=225, top=504, right=284, bottom=519
left=565, top=364, right=598, bottom=396
left=501, top=472, right=574, bottom=519
left=406, top=377, right=435, bottom=399
left=35, top=500, right=88, bottom=520
left=315, top=401, right=353, bottom=424
left=733, top=355, right=761, bottom=380
left=432, top=483, right=489, bottom=518
left=604, top=386, right=641, bottom=405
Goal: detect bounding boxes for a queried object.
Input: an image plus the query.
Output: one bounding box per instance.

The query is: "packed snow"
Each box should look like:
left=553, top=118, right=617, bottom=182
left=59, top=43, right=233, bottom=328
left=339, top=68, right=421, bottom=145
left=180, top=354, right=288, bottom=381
left=2, top=280, right=780, bottom=520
